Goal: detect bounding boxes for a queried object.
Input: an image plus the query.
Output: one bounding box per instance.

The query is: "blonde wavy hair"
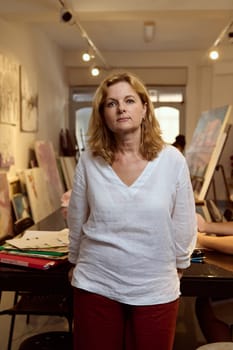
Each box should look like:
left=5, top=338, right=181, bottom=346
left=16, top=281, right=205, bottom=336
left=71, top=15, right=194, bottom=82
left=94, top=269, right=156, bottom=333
left=87, top=71, right=165, bottom=164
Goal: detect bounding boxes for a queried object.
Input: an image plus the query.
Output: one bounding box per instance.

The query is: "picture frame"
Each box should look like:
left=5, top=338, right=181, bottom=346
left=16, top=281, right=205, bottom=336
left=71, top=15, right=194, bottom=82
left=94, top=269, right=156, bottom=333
left=12, top=193, right=31, bottom=220
left=20, top=66, right=38, bottom=132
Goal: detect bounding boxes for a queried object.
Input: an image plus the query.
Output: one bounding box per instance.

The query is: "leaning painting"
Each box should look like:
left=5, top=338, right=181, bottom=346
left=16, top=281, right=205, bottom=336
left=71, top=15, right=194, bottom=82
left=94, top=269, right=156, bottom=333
left=0, top=173, right=13, bottom=240
left=185, top=105, right=232, bottom=201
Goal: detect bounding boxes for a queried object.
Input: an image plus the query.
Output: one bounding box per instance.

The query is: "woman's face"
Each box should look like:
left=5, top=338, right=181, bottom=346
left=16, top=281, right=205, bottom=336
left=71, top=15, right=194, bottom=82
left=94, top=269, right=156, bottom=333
left=103, top=81, right=147, bottom=135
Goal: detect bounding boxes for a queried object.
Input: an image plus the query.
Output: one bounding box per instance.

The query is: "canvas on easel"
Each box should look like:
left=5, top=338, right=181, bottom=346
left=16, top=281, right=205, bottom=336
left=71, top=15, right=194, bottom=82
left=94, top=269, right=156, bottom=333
left=185, top=105, right=232, bottom=201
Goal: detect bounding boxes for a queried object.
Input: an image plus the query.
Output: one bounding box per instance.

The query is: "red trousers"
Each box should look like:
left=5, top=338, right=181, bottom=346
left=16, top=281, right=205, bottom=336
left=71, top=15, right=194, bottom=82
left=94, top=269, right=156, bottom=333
left=73, top=288, right=179, bottom=350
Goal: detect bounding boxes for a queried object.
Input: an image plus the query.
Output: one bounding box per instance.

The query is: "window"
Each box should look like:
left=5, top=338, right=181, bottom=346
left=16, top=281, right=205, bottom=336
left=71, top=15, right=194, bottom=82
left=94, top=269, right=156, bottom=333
left=155, top=107, right=180, bottom=143
left=148, top=86, right=185, bottom=144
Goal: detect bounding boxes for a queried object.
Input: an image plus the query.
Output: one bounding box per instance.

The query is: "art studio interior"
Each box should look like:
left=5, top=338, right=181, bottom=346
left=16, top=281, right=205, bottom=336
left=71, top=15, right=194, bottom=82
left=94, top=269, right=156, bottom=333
left=0, top=1, right=233, bottom=350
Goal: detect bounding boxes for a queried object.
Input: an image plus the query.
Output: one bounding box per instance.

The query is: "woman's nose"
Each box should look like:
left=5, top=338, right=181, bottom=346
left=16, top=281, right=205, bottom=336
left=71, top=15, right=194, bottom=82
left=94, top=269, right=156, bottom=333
left=117, top=103, right=126, bottom=114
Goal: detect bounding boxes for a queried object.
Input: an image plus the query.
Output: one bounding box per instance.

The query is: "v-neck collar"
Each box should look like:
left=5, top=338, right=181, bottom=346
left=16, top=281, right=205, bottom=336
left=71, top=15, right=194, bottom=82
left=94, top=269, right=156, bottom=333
left=107, top=161, right=155, bottom=189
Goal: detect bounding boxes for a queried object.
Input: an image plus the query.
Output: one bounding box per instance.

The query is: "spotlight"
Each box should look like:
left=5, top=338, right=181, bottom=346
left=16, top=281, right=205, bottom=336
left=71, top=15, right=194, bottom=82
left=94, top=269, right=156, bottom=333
left=82, top=52, right=91, bottom=62
left=60, top=8, right=73, bottom=23
left=91, top=66, right=100, bottom=77
left=209, top=49, right=219, bottom=60
left=82, top=49, right=95, bottom=62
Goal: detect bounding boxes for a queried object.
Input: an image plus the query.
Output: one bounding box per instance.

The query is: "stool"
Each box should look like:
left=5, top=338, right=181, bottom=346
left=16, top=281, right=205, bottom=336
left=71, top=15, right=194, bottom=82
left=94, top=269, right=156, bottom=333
left=18, top=331, right=72, bottom=350
left=196, top=343, right=233, bottom=350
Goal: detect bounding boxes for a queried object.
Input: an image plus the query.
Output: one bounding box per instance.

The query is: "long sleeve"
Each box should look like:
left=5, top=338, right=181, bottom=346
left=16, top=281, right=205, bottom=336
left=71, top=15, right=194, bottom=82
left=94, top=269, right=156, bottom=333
left=67, top=156, right=89, bottom=264
left=172, top=161, right=197, bottom=268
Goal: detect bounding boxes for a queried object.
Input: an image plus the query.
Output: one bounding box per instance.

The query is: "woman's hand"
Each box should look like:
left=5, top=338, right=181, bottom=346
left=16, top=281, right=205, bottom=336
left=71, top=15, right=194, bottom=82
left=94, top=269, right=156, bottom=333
left=196, top=213, right=207, bottom=233
left=68, top=265, right=75, bottom=283
left=177, top=268, right=184, bottom=279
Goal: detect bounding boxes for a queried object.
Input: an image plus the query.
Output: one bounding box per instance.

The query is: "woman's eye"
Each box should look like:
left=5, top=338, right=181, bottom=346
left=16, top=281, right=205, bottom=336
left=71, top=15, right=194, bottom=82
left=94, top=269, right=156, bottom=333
left=105, top=101, right=116, bottom=108
left=126, top=98, right=135, bottom=104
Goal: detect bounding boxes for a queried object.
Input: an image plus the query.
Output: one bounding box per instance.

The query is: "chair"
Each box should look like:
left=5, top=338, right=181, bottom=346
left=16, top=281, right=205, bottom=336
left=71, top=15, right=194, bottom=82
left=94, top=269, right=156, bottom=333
left=0, top=217, right=73, bottom=350
left=196, top=343, right=233, bottom=349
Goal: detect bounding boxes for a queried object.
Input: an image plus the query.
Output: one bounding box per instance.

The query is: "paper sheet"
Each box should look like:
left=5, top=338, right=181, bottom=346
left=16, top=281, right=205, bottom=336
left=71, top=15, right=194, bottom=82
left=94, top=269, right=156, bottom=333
left=6, top=228, right=69, bottom=249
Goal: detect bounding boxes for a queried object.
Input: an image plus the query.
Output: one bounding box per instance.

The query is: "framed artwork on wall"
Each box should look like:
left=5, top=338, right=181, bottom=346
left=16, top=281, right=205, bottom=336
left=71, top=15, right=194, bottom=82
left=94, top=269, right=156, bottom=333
left=0, top=54, right=20, bottom=126
left=20, top=66, right=38, bottom=132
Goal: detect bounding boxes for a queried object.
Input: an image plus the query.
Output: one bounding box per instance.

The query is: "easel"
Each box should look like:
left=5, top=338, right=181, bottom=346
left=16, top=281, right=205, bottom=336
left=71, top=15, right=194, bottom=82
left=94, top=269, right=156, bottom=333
left=207, top=124, right=232, bottom=202
left=211, top=164, right=231, bottom=202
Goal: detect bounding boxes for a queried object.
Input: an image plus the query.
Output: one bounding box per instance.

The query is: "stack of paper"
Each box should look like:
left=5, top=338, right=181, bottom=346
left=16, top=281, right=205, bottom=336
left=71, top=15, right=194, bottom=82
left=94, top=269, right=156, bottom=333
left=0, top=228, right=69, bottom=270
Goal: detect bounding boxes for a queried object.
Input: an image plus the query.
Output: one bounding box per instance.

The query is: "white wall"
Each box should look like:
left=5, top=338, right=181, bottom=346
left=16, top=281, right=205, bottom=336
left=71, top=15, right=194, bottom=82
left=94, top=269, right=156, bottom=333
left=0, top=19, right=69, bottom=170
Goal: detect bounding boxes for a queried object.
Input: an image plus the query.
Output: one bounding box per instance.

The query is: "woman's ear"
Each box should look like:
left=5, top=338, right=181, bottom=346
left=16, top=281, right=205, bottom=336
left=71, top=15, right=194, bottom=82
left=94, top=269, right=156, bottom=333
left=143, top=103, right=147, bottom=119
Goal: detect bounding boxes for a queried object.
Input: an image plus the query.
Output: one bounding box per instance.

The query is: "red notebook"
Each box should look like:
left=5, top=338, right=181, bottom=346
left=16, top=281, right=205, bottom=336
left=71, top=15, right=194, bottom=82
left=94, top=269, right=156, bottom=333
left=0, top=252, right=67, bottom=270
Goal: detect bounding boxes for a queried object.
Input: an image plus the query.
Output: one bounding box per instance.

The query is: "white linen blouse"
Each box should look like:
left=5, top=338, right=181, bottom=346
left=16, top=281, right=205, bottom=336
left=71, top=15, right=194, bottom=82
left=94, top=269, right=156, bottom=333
left=68, top=145, right=197, bottom=305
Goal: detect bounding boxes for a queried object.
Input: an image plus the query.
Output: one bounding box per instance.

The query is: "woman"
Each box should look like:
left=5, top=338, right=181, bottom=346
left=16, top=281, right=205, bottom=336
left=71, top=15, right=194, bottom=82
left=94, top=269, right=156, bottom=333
left=68, top=71, right=197, bottom=350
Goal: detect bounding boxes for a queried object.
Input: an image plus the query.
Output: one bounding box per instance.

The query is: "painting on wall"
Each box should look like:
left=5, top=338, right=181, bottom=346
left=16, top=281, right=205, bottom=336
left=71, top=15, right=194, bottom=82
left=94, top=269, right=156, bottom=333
left=20, top=66, right=38, bottom=132
left=185, top=105, right=232, bottom=201
left=0, top=54, right=20, bottom=125
left=0, top=173, right=13, bottom=240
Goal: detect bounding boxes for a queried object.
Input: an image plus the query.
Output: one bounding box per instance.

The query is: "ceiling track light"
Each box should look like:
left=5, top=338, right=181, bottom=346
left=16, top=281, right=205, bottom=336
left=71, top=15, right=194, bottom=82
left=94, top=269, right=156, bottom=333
left=82, top=52, right=91, bottom=62
left=57, top=0, right=110, bottom=73
left=82, top=48, right=95, bottom=62
left=60, top=7, right=73, bottom=23
left=90, top=66, right=100, bottom=77
left=208, top=18, right=233, bottom=61
left=209, top=49, right=219, bottom=60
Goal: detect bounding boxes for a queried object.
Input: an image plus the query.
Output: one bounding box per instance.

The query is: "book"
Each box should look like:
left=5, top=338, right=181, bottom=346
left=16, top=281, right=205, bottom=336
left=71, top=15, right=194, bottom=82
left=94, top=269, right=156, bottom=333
left=0, top=251, right=67, bottom=270
left=0, top=245, right=68, bottom=259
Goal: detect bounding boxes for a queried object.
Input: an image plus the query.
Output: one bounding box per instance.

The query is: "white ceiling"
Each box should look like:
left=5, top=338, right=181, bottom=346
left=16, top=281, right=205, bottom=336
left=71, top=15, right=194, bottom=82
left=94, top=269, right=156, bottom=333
left=0, top=0, right=233, bottom=67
